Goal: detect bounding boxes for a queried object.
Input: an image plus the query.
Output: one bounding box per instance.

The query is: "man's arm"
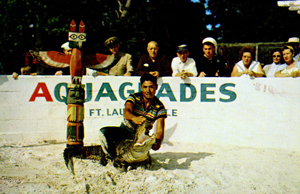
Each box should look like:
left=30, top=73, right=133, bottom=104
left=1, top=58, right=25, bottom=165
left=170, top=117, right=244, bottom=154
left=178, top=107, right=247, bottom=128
left=124, top=101, right=146, bottom=125
left=171, top=58, right=180, bottom=77
left=152, top=117, right=165, bottom=150
left=252, top=64, right=265, bottom=77
left=231, top=65, right=245, bottom=77
left=125, top=53, right=133, bottom=76
left=158, top=56, right=172, bottom=76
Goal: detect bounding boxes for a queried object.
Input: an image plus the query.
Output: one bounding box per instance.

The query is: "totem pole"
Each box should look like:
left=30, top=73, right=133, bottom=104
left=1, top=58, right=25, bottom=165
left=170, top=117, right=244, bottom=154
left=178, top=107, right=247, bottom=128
left=62, top=21, right=155, bottom=174
left=66, top=20, right=86, bottom=148
left=63, top=21, right=106, bottom=174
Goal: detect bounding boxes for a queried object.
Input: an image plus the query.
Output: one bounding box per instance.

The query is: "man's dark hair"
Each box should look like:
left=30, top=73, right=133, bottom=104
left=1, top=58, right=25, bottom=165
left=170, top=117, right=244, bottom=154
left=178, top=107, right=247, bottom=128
left=140, top=74, right=157, bottom=85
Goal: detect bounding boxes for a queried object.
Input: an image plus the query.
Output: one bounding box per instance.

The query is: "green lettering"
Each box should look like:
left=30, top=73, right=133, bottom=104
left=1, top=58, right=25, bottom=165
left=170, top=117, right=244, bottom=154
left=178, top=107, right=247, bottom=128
left=119, top=82, right=134, bottom=100
left=84, top=83, right=92, bottom=103
left=112, top=109, right=118, bottom=116
left=180, top=83, right=196, bottom=102
left=201, top=83, right=215, bottom=102
left=219, top=83, right=237, bottom=102
left=156, top=83, right=177, bottom=102
left=95, top=82, right=117, bottom=101
left=172, top=109, right=177, bottom=116
left=54, top=82, right=68, bottom=105
left=96, top=109, right=101, bottom=116
left=89, top=109, right=94, bottom=116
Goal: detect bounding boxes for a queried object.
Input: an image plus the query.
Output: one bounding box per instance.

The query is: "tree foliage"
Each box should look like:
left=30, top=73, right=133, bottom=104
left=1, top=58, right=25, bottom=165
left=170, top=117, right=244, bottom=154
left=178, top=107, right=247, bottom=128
left=0, top=0, right=208, bottom=73
left=207, top=0, right=300, bottom=42
left=1, top=0, right=300, bottom=73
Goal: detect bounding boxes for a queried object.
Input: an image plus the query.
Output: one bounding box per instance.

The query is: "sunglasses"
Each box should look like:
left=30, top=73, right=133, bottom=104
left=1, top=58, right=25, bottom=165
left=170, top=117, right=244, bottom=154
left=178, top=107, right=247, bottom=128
left=272, top=55, right=281, bottom=58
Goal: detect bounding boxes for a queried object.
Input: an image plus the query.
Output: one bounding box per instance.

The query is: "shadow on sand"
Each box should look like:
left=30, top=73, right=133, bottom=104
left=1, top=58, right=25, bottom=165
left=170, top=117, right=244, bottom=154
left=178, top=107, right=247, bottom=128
left=150, top=152, right=213, bottom=170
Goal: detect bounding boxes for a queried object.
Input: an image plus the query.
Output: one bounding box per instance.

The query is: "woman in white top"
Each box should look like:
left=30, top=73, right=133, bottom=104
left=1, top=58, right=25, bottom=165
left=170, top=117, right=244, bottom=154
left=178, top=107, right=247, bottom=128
left=275, top=45, right=300, bottom=77
left=231, top=46, right=264, bottom=77
left=263, top=49, right=286, bottom=77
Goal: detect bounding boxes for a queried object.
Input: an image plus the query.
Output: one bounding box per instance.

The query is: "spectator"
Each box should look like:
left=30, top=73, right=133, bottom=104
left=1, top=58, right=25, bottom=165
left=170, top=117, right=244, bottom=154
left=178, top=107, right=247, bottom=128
left=41, top=42, right=71, bottom=76
left=287, top=37, right=300, bottom=62
left=50, top=42, right=72, bottom=76
left=86, top=37, right=134, bottom=76
left=231, top=46, right=264, bottom=78
left=61, top=42, right=73, bottom=55
left=171, top=44, right=198, bottom=79
left=263, top=49, right=286, bottom=77
left=12, top=66, right=37, bottom=79
left=135, top=41, right=171, bottom=78
left=196, top=37, right=229, bottom=77
left=275, top=45, right=300, bottom=77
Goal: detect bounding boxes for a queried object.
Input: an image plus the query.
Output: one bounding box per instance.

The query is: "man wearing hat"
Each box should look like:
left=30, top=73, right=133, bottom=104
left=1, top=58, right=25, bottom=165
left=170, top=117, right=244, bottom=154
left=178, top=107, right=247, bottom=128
left=86, top=37, right=133, bottom=76
left=61, top=42, right=73, bottom=55
left=50, top=42, right=73, bottom=75
left=171, top=44, right=198, bottom=79
left=287, top=37, right=300, bottom=61
left=195, top=37, right=229, bottom=77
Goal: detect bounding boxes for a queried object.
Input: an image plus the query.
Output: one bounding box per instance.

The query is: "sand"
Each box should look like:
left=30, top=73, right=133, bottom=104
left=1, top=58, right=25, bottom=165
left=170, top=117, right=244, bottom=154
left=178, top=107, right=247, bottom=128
left=1, top=142, right=300, bottom=194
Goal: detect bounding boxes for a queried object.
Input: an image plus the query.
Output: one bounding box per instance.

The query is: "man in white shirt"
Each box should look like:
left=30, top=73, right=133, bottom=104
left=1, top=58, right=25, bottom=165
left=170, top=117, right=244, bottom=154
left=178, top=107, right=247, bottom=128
left=171, top=44, right=198, bottom=79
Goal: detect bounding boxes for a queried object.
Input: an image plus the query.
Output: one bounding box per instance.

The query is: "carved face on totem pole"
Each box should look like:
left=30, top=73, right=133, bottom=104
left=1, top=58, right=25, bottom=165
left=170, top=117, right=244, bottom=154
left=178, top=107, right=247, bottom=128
left=67, top=85, right=85, bottom=104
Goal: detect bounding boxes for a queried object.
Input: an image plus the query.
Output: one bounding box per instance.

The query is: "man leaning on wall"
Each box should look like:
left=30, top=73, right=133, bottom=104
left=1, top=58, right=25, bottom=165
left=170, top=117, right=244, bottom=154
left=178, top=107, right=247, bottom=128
left=86, top=37, right=134, bottom=76
left=135, top=41, right=172, bottom=79
left=195, top=37, right=230, bottom=77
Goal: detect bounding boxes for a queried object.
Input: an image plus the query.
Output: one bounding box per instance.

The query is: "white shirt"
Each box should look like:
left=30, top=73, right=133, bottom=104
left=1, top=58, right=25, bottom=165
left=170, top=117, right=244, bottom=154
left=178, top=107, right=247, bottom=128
left=86, top=68, right=98, bottom=76
left=235, top=60, right=261, bottom=78
left=281, top=62, right=300, bottom=75
left=171, top=57, right=198, bottom=77
left=263, top=62, right=286, bottom=77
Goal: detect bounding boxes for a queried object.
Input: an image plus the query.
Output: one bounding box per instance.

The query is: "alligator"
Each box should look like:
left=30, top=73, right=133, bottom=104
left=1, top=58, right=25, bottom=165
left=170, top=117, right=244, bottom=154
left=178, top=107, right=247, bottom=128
left=63, top=123, right=156, bottom=174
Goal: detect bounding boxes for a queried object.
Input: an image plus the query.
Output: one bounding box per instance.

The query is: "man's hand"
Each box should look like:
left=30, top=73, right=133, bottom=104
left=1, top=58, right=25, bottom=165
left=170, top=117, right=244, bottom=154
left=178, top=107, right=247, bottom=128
left=12, top=72, right=19, bottom=79
left=198, top=72, right=206, bottom=77
left=149, top=71, right=159, bottom=78
left=180, top=70, right=187, bottom=79
left=215, top=70, right=219, bottom=77
left=291, top=71, right=300, bottom=78
left=152, top=117, right=164, bottom=150
left=152, top=138, right=161, bottom=150
left=132, top=116, right=146, bottom=125
left=54, top=70, right=63, bottom=76
left=247, top=70, right=255, bottom=77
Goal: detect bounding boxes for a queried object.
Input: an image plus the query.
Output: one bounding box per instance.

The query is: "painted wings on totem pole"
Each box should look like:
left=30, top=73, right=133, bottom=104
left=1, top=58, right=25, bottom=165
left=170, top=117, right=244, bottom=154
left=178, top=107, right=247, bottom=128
left=29, top=20, right=114, bottom=73
left=29, top=51, right=114, bottom=72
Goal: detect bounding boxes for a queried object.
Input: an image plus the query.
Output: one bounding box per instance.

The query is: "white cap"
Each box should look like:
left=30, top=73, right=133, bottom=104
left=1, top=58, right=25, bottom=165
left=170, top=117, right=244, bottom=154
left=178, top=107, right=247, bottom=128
left=61, top=42, right=70, bottom=50
left=202, top=37, right=217, bottom=49
left=288, top=37, right=300, bottom=43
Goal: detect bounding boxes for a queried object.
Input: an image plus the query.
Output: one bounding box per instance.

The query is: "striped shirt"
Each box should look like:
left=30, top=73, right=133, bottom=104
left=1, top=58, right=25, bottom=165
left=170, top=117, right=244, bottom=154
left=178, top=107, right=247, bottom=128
left=122, top=92, right=167, bottom=131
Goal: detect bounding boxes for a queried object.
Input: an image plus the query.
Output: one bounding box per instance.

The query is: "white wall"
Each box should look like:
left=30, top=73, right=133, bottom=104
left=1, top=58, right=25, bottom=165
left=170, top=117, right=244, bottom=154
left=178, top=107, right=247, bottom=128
left=0, top=75, right=299, bottom=151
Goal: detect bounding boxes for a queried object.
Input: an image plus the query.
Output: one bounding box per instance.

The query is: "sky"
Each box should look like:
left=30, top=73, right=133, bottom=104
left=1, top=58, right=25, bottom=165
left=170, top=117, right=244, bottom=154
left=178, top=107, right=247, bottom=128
left=190, top=0, right=214, bottom=30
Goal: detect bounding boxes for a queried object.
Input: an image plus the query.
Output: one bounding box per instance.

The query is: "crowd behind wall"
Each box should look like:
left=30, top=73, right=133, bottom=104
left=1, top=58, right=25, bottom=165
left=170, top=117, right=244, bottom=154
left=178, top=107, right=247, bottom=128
left=0, top=41, right=288, bottom=76
left=217, top=42, right=286, bottom=72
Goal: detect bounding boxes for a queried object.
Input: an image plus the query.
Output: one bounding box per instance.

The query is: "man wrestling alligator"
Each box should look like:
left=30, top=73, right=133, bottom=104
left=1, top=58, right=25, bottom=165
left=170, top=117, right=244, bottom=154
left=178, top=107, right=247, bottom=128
left=99, top=74, right=167, bottom=168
